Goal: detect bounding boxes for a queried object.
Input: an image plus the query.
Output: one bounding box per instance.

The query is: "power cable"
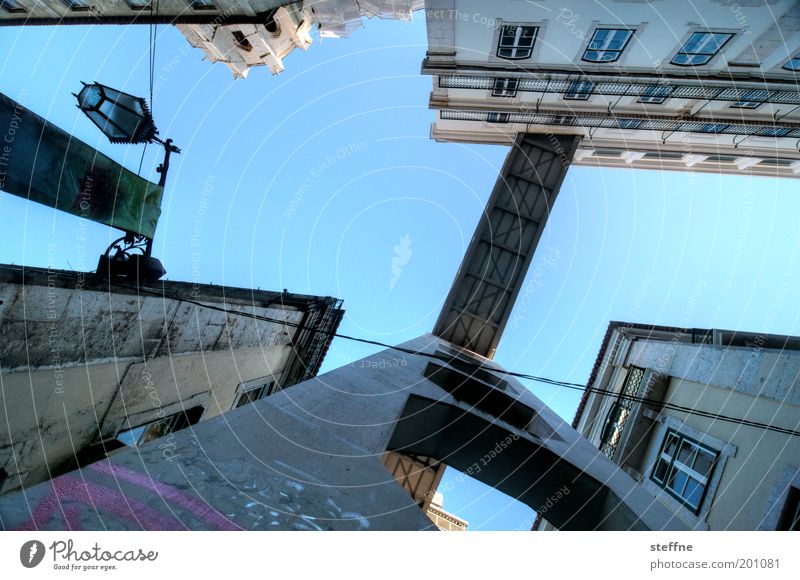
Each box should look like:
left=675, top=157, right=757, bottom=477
left=109, top=281, right=800, bottom=437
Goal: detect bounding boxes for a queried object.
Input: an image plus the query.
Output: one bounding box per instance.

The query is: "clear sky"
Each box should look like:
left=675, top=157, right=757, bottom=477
left=2, top=15, right=800, bottom=531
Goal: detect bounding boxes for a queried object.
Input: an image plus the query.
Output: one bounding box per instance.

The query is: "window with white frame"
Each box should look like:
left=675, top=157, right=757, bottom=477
left=583, top=28, right=634, bottom=63
left=782, top=53, right=800, bottom=71
left=650, top=429, right=719, bottom=514
left=486, top=112, right=510, bottom=124
left=564, top=81, right=594, bottom=100
left=697, top=123, right=729, bottom=134
left=638, top=85, right=674, bottom=104
left=232, top=379, right=276, bottom=409
left=188, top=0, right=215, bottom=10
left=617, top=118, right=642, bottom=130
left=0, top=0, right=26, bottom=13
left=496, top=25, right=537, bottom=60
left=61, top=0, right=91, bottom=10
left=671, top=31, right=733, bottom=66
left=758, top=126, right=791, bottom=137
left=492, top=78, right=519, bottom=97
left=731, top=89, right=769, bottom=109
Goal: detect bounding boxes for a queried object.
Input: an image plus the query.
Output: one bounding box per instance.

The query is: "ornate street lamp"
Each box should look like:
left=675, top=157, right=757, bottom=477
left=75, top=82, right=157, bottom=144
left=74, top=81, right=180, bottom=283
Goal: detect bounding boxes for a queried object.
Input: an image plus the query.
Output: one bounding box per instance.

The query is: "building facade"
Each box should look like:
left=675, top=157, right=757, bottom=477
left=1, top=1, right=423, bottom=78
left=426, top=492, right=468, bottom=531
left=179, top=0, right=423, bottom=78
left=537, top=322, right=800, bottom=531
left=0, top=263, right=342, bottom=495
left=0, top=0, right=294, bottom=24
left=178, top=2, right=313, bottom=77
left=424, top=0, right=800, bottom=178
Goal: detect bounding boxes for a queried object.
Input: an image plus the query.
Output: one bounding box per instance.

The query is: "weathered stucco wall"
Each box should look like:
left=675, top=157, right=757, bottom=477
left=0, top=264, right=340, bottom=494
left=652, top=378, right=800, bottom=530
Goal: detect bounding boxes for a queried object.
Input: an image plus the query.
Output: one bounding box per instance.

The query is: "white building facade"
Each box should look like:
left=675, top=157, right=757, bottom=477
left=0, top=0, right=292, bottom=22
left=424, top=0, right=800, bottom=178
left=0, top=1, right=423, bottom=78
left=178, top=2, right=313, bottom=77
left=536, top=322, right=800, bottom=531
left=179, top=0, right=424, bottom=77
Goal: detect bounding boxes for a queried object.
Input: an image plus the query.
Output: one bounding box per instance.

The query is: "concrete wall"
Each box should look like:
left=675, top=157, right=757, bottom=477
left=0, top=264, right=341, bottom=494
left=0, top=347, right=291, bottom=491
left=628, top=340, right=800, bottom=406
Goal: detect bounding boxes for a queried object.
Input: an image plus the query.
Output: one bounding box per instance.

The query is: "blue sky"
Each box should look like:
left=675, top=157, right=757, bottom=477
left=2, top=16, right=800, bottom=531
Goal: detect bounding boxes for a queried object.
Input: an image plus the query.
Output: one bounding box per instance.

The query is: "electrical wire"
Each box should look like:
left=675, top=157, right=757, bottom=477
left=109, top=281, right=800, bottom=438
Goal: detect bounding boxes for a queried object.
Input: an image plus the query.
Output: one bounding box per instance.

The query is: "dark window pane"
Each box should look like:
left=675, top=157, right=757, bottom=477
left=678, top=441, right=694, bottom=464
left=653, top=458, right=669, bottom=482
left=664, top=434, right=678, bottom=455
left=693, top=449, right=715, bottom=476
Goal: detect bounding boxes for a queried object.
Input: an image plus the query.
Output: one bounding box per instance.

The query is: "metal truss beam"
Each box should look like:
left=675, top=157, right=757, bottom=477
left=433, top=133, right=578, bottom=358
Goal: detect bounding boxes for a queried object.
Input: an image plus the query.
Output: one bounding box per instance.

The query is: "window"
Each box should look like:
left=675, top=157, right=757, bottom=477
left=232, top=30, right=253, bottom=52
left=731, top=89, right=769, bottom=109
left=116, top=407, right=204, bottom=447
left=61, top=0, right=91, bottom=11
left=564, top=81, right=594, bottom=100
left=263, top=8, right=280, bottom=35
left=782, top=54, right=800, bottom=71
left=232, top=380, right=275, bottom=409
left=583, top=28, right=634, bottom=63
left=671, top=31, right=733, bottom=66
left=497, top=25, right=537, bottom=60
left=698, top=123, right=729, bottom=133
left=679, top=122, right=729, bottom=134
left=492, top=78, right=519, bottom=97
left=188, top=0, right=215, bottom=10
left=638, top=85, right=674, bottom=104
left=777, top=486, right=800, bottom=530
left=617, top=118, right=642, bottom=130
left=650, top=429, right=719, bottom=513
left=0, top=0, right=26, bottom=13
left=125, top=0, right=151, bottom=8
left=487, top=112, right=510, bottom=124
left=758, top=126, right=791, bottom=137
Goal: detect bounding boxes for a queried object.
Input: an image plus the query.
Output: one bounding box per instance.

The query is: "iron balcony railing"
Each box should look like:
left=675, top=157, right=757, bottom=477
left=439, top=75, right=800, bottom=106
left=598, top=366, right=646, bottom=461
left=440, top=109, right=800, bottom=138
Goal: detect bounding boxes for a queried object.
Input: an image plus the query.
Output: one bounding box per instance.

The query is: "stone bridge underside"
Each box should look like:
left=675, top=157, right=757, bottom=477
left=0, top=335, right=686, bottom=531
left=0, top=133, right=683, bottom=531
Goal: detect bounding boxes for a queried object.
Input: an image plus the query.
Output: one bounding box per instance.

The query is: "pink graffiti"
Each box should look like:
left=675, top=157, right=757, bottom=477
left=15, top=474, right=183, bottom=531
left=90, top=462, right=240, bottom=531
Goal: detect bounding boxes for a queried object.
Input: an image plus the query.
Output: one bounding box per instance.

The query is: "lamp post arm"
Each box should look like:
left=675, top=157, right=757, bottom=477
left=145, top=138, right=181, bottom=256
left=155, top=137, right=181, bottom=188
